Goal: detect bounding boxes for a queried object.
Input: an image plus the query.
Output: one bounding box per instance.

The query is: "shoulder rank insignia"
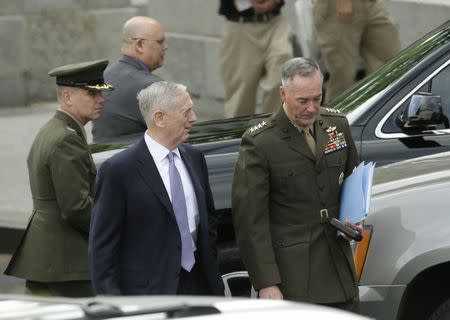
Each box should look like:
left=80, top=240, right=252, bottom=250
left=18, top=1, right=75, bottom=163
left=66, top=126, right=76, bottom=133
left=325, top=107, right=341, bottom=114
left=250, top=120, right=267, bottom=133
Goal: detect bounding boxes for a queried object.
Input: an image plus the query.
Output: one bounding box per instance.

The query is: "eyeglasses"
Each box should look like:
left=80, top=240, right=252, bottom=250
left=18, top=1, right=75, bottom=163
left=132, top=37, right=166, bottom=45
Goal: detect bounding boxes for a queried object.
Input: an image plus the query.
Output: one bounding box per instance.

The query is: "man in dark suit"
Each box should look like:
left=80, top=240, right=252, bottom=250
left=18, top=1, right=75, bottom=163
left=232, top=57, right=361, bottom=311
left=5, top=60, right=113, bottom=297
left=89, top=81, right=225, bottom=296
left=92, top=16, right=167, bottom=144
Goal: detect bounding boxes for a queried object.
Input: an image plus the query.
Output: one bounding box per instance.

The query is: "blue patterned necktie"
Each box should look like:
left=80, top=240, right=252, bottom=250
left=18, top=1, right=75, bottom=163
left=167, top=152, right=195, bottom=271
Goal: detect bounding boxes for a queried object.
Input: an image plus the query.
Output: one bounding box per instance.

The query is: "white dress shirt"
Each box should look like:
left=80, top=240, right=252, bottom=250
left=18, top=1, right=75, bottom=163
left=144, top=133, right=199, bottom=249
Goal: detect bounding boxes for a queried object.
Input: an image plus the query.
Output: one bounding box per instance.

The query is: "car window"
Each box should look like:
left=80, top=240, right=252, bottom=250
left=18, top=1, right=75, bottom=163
left=382, top=63, right=450, bottom=133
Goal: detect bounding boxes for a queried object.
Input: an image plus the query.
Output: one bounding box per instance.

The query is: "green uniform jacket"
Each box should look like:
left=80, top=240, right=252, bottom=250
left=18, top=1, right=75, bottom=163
left=5, top=110, right=95, bottom=282
left=232, top=107, right=359, bottom=303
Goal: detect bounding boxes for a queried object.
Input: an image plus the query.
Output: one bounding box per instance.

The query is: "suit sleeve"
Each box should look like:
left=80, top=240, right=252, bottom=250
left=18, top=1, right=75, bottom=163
left=232, top=134, right=281, bottom=290
left=89, top=160, right=125, bottom=295
left=49, top=133, right=92, bottom=235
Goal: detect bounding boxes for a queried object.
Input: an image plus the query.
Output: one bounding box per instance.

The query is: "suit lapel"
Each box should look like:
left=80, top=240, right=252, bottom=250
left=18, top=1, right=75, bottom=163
left=179, top=145, right=206, bottom=217
left=134, top=138, right=174, bottom=218
left=275, top=109, right=315, bottom=161
left=315, top=114, right=332, bottom=166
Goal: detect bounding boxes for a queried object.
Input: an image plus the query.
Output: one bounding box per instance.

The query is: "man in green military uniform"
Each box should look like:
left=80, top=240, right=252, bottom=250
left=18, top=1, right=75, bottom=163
left=4, top=60, right=113, bottom=297
left=232, top=57, right=361, bottom=311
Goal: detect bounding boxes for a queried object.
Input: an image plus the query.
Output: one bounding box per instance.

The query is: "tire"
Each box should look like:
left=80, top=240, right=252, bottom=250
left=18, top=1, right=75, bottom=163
left=429, top=298, right=450, bottom=320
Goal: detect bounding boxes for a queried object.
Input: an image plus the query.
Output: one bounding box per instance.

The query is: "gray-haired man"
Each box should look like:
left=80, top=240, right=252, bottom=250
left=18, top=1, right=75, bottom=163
left=232, top=57, right=361, bottom=311
left=89, top=81, right=224, bottom=296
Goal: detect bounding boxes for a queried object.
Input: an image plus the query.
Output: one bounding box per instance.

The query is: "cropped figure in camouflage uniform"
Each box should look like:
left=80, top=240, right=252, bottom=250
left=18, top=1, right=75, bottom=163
left=232, top=57, right=361, bottom=312
left=4, top=60, right=113, bottom=297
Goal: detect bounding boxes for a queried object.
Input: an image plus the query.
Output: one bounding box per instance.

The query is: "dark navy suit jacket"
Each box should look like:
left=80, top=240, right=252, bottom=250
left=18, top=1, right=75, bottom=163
left=89, top=138, right=224, bottom=296
left=92, top=56, right=162, bottom=144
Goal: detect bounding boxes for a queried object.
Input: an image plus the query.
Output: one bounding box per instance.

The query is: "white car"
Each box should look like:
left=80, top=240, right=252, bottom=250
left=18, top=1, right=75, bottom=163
left=0, top=295, right=370, bottom=320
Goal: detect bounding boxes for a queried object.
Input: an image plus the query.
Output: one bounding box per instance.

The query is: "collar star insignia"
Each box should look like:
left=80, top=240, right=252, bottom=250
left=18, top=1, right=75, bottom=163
left=326, top=126, right=337, bottom=133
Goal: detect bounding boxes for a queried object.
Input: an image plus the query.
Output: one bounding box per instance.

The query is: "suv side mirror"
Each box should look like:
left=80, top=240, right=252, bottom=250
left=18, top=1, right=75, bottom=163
left=396, top=93, right=448, bottom=133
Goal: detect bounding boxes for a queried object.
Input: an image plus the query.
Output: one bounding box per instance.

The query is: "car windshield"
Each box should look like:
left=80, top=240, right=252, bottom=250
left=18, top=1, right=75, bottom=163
left=328, top=22, right=450, bottom=119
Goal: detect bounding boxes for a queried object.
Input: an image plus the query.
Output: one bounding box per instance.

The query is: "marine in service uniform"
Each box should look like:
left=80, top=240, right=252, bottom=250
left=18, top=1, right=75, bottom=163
left=4, top=60, right=113, bottom=297
left=232, top=57, right=360, bottom=311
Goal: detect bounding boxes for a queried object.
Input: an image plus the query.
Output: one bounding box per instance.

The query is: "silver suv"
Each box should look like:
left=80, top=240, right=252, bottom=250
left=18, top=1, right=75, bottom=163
left=224, top=151, right=450, bottom=320
left=347, top=151, right=450, bottom=320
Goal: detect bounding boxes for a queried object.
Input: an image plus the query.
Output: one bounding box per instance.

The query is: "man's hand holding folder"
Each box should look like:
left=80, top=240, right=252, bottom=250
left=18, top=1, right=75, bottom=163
left=333, top=162, right=375, bottom=241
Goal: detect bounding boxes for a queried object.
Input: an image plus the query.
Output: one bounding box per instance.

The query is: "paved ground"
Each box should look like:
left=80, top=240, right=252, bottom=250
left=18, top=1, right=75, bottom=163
left=0, top=96, right=225, bottom=293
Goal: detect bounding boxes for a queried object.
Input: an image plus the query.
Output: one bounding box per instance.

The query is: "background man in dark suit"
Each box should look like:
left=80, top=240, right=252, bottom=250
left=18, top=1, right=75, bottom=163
left=232, top=57, right=361, bottom=311
left=4, top=60, right=113, bottom=297
left=92, top=16, right=167, bottom=144
left=89, top=81, right=225, bottom=296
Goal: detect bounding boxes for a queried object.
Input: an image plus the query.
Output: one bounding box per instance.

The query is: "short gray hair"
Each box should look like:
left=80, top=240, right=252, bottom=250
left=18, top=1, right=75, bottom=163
left=137, top=81, right=187, bottom=124
left=281, top=57, right=322, bottom=86
left=55, top=85, right=79, bottom=104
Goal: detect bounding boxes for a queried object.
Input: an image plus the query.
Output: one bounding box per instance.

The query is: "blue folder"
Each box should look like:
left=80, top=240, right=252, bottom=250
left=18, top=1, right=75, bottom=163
left=339, top=161, right=375, bottom=224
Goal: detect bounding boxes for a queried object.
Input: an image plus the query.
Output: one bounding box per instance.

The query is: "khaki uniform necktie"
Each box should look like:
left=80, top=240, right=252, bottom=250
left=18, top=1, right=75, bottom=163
left=303, top=127, right=316, bottom=157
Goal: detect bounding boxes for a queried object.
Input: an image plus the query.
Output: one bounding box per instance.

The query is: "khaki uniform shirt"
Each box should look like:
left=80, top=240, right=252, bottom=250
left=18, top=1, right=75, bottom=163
left=232, top=107, right=359, bottom=303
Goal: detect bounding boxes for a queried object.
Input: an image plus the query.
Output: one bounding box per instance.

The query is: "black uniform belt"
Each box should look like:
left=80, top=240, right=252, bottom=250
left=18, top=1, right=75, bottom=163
left=227, top=12, right=279, bottom=23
